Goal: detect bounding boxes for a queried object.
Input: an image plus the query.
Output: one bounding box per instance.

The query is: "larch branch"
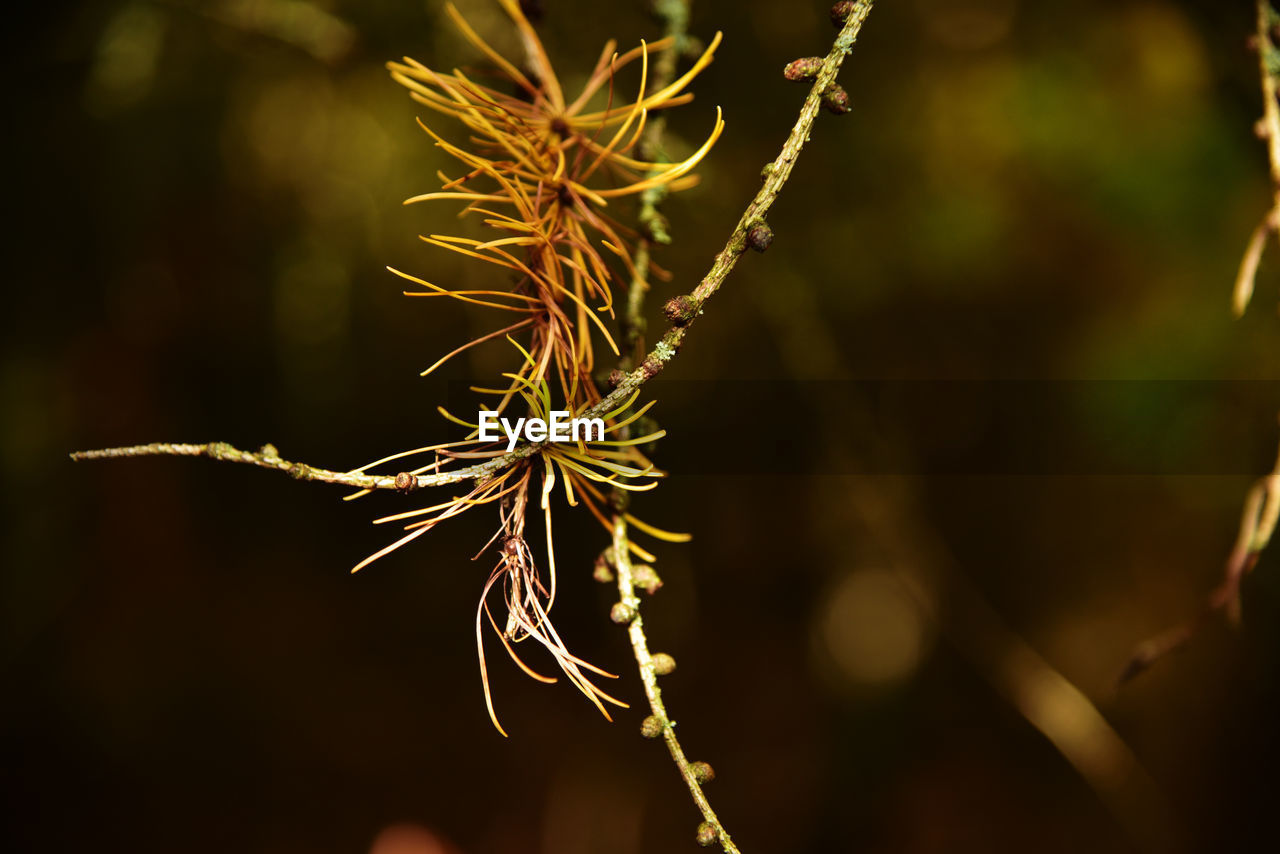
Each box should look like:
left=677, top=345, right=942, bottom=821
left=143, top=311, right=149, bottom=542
left=72, top=1, right=876, bottom=500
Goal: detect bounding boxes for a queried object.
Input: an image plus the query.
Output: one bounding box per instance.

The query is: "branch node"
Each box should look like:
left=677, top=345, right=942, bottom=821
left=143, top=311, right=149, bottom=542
left=821, top=83, right=852, bottom=114
left=206, top=441, right=233, bottom=460
left=640, top=353, right=667, bottom=381
left=663, top=294, right=700, bottom=325
left=831, top=0, right=858, bottom=27
left=633, top=564, right=664, bottom=594
left=784, top=56, right=824, bottom=82
left=610, top=602, right=638, bottom=624
left=746, top=221, right=774, bottom=252
left=696, top=822, right=720, bottom=847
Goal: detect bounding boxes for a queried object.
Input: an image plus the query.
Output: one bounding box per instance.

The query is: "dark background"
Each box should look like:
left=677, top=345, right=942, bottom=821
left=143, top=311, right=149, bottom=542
left=5, top=1, right=1280, bottom=852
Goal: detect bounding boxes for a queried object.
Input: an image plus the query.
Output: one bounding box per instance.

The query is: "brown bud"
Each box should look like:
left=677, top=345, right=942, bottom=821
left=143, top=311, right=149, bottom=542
left=610, top=602, right=637, bottom=624
left=206, top=442, right=234, bottom=460
left=663, top=294, right=698, bottom=325
left=690, top=761, right=716, bottom=784
left=831, top=0, right=857, bottom=27
left=746, top=221, right=774, bottom=252
left=651, top=652, right=676, bottom=675
left=640, top=354, right=665, bottom=380
left=640, top=715, right=664, bottom=738
left=593, top=556, right=615, bottom=583
left=783, top=57, right=823, bottom=82
left=607, top=368, right=626, bottom=388
left=394, top=471, right=418, bottom=493
left=695, top=822, right=719, bottom=847
left=822, top=83, right=851, bottom=115
left=633, top=564, right=664, bottom=594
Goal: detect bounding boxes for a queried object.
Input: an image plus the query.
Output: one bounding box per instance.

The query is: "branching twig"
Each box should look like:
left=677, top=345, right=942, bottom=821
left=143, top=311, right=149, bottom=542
left=73, top=4, right=878, bottom=848
left=71, top=1, right=878, bottom=501
left=603, top=0, right=742, bottom=847
left=1121, top=434, right=1280, bottom=682
left=601, top=4, right=875, bottom=849
left=70, top=440, right=537, bottom=491
left=1122, top=0, right=1280, bottom=681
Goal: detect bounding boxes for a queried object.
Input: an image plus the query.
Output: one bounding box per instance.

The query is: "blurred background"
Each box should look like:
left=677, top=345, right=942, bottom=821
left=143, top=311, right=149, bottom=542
left=5, top=0, right=1280, bottom=851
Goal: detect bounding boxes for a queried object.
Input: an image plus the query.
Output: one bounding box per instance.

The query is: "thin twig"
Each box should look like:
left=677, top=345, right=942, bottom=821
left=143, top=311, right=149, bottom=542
left=605, top=0, right=742, bottom=847
left=1235, top=0, right=1280, bottom=317
left=70, top=440, right=537, bottom=490
left=618, top=0, right=690, bottom=365
left=599, top=0, right=874, bottom=412
left=612, top=515, right=739, bottom=853
left=1121, top=1, right=1280, bottom=680
left=754, top=268, right=1182, bottom=852
left=1257, top=1, right=1280, bottom=202
left=1120, top=433, right=1280, bottom=681
left=603, top=5, right=876, bottom=849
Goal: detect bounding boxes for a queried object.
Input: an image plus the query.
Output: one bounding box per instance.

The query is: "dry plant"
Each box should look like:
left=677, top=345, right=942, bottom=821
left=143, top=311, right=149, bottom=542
left=71, top=0, right=878, bottom=848
left=1120, top=0, right=1280, bottom=683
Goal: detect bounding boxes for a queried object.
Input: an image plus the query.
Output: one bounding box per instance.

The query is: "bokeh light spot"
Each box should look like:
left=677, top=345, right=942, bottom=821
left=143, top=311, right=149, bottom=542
left=819, top=568, right=930, bottom=688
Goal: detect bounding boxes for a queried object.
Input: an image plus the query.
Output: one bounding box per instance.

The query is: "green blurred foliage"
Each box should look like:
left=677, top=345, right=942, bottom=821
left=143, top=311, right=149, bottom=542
left=5, top=1, right=1280, bottom=852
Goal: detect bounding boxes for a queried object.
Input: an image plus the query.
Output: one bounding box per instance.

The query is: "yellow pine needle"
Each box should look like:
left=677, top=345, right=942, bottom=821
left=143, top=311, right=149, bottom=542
left=598, top=389, right=645, bottom=423
left=494, top=0, right=564, bottom=111
left=377, top=0, right=727, bottom=733
left=557, top=449, right=660, bottom=479
left=351, top=523, right=435, bottom=574
left=437, top=405, right=481, bottom=430
left=419, top=317, right=535, bottom=379
left=575, top=31, right=722, bottom=124
left=550, top=451, right=660, bottom=491
left=594, top=108, right=724, bottom=198
left=624, top=512, right=692, bottom=543
left=484, top=602, right=558, bottom=683
left=402, top=190, right=509, bottom=204
left=444, top=3, right=539, bottom=99
left=576, top=43, right=649, bottom=182
left=593, top=429, right=667, bottom=447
